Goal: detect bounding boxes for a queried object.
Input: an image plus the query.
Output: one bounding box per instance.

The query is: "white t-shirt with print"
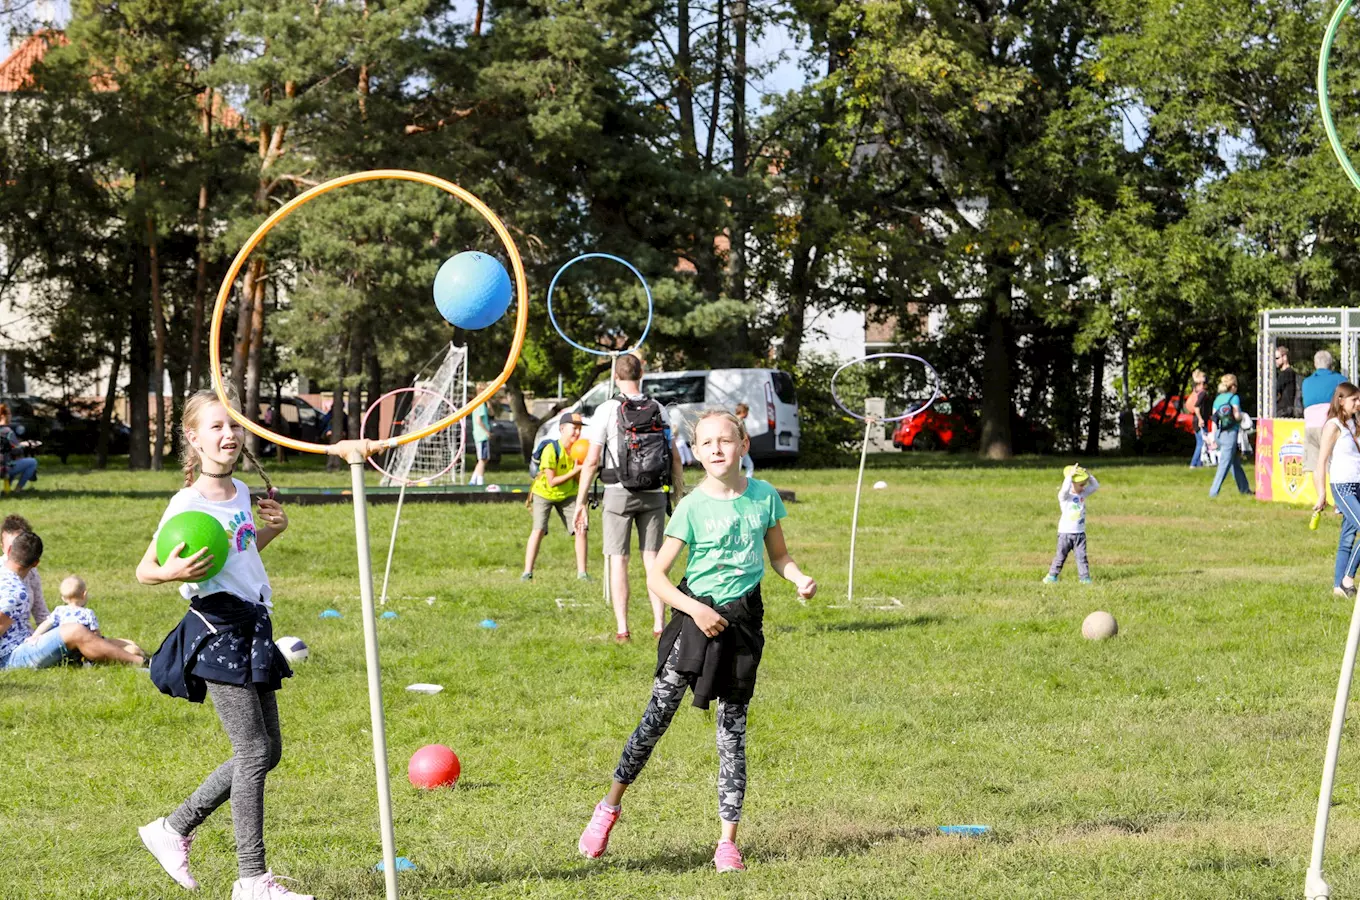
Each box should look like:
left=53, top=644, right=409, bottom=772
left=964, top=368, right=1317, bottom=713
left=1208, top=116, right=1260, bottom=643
left=0, top=568, right=32, bottom=664
left=585, top=395, right=667, bottom=494
left=154, top=479, right=272, bottom=608
left=50, top=604, right=99, bottom=632
left=1057, top=475, right=1099, bottom=535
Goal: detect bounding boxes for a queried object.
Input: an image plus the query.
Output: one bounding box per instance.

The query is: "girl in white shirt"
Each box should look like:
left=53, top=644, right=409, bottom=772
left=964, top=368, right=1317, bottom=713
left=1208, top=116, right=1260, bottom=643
left=133, top=391, right=312, bottom=900
left=1313, top=382, right=1360, bottom=600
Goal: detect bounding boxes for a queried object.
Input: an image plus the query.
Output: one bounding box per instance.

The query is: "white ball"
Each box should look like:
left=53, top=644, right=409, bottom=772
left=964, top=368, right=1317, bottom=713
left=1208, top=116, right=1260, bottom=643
left=873, top=480, right=888, bottom=490
left=1081, top=611, right=1118, bottom=641
left=276, top=635, right=309, bottom=663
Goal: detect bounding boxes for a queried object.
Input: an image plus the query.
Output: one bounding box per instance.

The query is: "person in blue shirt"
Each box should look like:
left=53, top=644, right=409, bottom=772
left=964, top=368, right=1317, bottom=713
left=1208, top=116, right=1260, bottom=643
left=1209, top=374, right=1253, bottom=498
left=469, top=401, right=493, bottom=486
left=1305, top=350, right=1348, bottom=473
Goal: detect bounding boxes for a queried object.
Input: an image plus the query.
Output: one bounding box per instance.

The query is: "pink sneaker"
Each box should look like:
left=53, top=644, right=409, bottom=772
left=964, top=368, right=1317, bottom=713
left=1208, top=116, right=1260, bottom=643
left=578, top=801, right=621, bottom=858
left=138, top=817, right=198, bottom=890
left=714, top=839, right=745, bottom=873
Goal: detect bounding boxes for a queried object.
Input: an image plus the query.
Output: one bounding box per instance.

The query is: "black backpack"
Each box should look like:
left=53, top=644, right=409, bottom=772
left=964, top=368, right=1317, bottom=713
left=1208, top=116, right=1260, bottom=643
left=528, top=438, right=560, bottom=478
left=602, top=396, right=671, bottom=490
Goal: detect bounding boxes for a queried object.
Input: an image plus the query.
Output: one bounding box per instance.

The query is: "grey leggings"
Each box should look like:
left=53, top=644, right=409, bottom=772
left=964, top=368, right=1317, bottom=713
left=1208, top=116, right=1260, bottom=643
left=167, top=681, right=282, bottom=878
left=613, top=640, right=750, bottom=823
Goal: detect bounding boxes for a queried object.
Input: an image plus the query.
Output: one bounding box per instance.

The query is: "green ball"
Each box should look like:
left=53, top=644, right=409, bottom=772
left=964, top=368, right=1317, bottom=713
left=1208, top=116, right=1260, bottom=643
left=156, top=511, right=230, bottom=580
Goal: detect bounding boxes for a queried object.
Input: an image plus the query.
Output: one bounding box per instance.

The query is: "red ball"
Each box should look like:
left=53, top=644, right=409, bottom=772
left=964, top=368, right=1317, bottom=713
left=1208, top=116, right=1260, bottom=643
left=408, top=744, right=460, bottom=790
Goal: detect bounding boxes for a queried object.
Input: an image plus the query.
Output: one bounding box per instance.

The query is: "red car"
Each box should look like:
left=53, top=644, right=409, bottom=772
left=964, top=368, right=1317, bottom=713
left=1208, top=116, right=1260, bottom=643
left=1140, top=394, right=1198, bottom=437
left=892, top=398, right=976, bottom=451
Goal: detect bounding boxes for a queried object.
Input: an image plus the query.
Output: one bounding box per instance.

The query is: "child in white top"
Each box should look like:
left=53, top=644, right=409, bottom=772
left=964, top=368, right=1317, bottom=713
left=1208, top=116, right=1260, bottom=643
left=134, top=390, right=311, bottom=900
left=1312, top=382, right=1360, bottom=598
left=1043, top=464, right=1100, bottom=584
left=29, top=575, right=145, bottom=661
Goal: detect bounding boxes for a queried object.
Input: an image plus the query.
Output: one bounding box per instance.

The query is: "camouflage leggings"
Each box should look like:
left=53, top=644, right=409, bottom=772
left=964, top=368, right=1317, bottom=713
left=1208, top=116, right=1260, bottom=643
left=613, top=640, right=750, bottom=823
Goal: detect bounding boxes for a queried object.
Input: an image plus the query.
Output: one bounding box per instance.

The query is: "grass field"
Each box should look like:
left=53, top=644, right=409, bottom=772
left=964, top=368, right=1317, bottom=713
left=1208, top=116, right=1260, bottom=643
left=4, top=453, right=1360, bottom=898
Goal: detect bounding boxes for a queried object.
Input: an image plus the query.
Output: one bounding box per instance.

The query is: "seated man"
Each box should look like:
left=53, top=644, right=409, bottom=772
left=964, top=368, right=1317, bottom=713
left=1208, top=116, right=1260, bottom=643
left=0, top=532, right=145, bottom=669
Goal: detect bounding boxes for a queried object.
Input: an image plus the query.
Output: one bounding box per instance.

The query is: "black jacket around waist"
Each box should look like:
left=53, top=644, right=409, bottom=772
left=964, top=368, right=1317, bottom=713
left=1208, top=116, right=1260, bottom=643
left=149, top=592, right=291, bottom=703
left=656, top=579, right=764, bottom=710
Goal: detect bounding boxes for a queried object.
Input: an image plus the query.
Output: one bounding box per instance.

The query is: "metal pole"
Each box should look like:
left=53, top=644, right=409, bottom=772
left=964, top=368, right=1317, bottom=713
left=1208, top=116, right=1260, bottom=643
left=847, top=419, right=874, bottom=605
left=1306, top=590, right=1360, bottom=900
left=378, top=481, right=408, bottom=606
left=604, top=355, right=618, bottom=609
left=349, top=458, right=399, bottom=899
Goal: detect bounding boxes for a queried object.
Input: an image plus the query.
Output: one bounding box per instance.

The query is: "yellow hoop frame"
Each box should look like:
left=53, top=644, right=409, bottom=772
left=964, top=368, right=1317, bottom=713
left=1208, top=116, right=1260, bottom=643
left=209, top=169, right=529, bottom=456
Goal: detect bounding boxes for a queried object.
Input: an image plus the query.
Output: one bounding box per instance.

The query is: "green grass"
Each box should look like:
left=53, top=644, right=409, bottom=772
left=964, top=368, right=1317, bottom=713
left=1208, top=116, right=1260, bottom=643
left=2, top=454, right=1358, bottom=898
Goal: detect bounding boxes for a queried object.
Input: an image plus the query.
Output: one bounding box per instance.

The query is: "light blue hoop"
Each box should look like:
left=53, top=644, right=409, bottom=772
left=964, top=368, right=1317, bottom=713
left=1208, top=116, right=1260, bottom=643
left=546, top=253, right=654, bottom=356
left=831, top=353, right=941, bottom=423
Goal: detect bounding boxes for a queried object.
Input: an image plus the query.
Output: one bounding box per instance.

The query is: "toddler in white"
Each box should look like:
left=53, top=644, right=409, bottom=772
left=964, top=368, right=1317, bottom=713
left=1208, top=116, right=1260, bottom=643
left=1043, top=464, right=1099, bottom=584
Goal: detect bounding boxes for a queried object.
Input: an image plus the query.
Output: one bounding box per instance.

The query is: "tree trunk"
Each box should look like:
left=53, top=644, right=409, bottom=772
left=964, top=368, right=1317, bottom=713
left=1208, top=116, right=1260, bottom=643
left=232, top=257, right=261, bottom=403
left=365, top=348, right=381, bottom=441
left=147, top=213, right=167, bottom=471
left=346, top=325, right=364, bottom=439
left=168, top=362, right=187, bottom=460
left=96, top=334, right=122, bottom=470
left=1085, top=340, right=1106, bottom=457
left=128, top=243, right=152, bottom=470
left=245, top=274, right=266, bottom=457
left=190, top=93, right=213, bottom=390
left=473, top=0, right=485, bottom=34
left=676, top=0, right=697, bottom=160
left=978, top=291, right=1013, bottom=460
left=505, top=376, right=542, bottom=457
left=327, top=334, right=349, bottom=473
left=729, top=0, right=749, bottom=340
left=703, top=0, right=724, bottom=166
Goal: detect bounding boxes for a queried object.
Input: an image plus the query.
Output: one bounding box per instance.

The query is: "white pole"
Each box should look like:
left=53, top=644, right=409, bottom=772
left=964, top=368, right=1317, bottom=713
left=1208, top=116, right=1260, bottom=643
left=1306, top=591, right=1360, bottom=900
left=847, top=418, right=874, bottom=605
left=458, top=346, right=469, bottom=485
left=603, top=355, right=617, bottom=609
left=378, top=481, right=408, bottom=606
left=349, top=458, right=399, bottom=899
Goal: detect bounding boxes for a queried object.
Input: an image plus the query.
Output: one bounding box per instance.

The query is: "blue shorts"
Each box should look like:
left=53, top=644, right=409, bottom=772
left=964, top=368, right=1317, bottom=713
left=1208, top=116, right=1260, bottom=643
left=5, top=629, right=75, bottom=669
left=476, top=440, right=491, bottom=461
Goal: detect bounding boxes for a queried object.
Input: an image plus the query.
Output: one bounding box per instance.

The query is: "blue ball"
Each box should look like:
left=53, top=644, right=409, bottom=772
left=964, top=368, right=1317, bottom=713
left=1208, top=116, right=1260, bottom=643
left=433, top=251, right=513, bottom=330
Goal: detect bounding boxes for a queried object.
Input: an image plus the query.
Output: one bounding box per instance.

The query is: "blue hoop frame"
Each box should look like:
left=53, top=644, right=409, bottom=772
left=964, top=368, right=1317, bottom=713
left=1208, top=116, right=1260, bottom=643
left=831, top=353, right=941, bottom=423
left=546, top=253, right=654, bottom=357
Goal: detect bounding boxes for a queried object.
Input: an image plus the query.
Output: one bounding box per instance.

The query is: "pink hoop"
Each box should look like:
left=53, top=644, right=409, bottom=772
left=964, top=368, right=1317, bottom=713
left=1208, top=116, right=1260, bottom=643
left=361, top=387, right=461, bottom=486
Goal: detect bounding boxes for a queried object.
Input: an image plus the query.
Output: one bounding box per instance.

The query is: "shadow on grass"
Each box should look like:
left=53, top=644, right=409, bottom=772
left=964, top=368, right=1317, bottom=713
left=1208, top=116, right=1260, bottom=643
left=813, top=614, right=944, bottom=633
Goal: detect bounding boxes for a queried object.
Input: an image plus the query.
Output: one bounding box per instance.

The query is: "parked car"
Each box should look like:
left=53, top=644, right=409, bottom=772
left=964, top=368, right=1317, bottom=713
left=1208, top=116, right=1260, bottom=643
left=889, top=397, right=1054, bottom=454
left=258, top=396, right=326, bottom=456
left=892, top=397, right=977, bottom=451
left=1140, top=394, right=1197, bottom=436
left=534, top=369, right=801, bottom=463
left=0, top=395, right=130, bottom=461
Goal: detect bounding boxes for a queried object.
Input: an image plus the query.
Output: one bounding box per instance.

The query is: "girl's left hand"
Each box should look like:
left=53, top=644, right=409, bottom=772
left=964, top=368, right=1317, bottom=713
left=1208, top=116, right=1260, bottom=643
left=796, top=575, right=817, bottom=600
left=257, top=497, right=288, bottom=532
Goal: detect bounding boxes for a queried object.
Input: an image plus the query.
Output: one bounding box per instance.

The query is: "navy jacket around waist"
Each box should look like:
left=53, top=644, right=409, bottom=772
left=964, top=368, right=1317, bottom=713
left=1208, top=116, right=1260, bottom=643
left=656, top=579, right=764, bottom=710
left=149, top=593, right=291, bottom=703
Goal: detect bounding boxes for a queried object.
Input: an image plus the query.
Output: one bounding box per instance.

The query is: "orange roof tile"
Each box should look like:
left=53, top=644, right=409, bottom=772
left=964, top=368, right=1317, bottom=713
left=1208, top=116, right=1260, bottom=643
left=0, top=31, right=67, bottom=92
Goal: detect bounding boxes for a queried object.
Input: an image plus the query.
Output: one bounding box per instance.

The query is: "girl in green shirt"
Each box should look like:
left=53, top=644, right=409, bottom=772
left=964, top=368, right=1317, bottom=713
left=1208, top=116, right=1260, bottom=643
left=577, top=410, right=817, bottom=874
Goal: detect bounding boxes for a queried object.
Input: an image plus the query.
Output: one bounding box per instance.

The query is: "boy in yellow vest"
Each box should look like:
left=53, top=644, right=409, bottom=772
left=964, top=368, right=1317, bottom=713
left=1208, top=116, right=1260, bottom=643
left=522, top=412, right=590, bottom=581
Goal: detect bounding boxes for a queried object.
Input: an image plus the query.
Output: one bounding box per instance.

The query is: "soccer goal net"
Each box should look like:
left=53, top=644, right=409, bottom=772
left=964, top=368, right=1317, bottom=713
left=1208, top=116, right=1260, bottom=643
left=378, top=343, right=469, bottom=486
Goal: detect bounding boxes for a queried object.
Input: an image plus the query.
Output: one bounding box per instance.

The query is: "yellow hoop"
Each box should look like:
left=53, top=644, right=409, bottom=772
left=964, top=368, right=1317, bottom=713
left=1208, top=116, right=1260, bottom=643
left=209, top=169, right=529, bottom=456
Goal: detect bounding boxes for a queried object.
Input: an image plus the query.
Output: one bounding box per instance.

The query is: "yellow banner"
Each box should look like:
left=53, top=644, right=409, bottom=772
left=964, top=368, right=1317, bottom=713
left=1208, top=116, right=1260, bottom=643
left=1255, top=418, right=1327, bottom=505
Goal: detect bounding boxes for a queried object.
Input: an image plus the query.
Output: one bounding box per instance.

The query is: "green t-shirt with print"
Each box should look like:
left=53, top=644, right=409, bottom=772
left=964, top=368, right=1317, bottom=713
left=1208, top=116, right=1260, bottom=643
left=664, top=478, right=788, bottom=606
left=532, top=441, right=578, bottom=503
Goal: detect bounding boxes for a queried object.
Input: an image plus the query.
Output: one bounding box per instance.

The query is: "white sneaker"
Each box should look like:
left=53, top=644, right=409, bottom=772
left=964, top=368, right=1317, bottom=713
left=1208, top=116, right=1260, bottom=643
left=231, top=872, right=315, bottom=900
left=138, top=817, right=198, bottom=891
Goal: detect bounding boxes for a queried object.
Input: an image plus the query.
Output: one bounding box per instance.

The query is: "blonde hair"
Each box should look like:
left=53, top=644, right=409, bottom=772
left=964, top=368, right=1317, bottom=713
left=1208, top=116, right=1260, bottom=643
left=692, top=408, right=749, bottom=444
left=59, top=575, right=86, bottom=601
left=1192, top=370, right=1206, bottom=385
left=1218, top=374, right=1238, bottom=394
left=181, top=390, right=274, bottom=494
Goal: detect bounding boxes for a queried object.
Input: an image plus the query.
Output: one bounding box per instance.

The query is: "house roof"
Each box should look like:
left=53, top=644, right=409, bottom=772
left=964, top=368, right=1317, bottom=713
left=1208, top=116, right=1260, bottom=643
left=0, top=30, right=243, bottom=130
left=0, top=31, right=67, bottom=92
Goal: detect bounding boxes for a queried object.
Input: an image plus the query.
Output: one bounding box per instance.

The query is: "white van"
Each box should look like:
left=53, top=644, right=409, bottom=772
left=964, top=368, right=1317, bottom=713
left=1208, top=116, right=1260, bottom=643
left=531, top=368, right=800, bottom=462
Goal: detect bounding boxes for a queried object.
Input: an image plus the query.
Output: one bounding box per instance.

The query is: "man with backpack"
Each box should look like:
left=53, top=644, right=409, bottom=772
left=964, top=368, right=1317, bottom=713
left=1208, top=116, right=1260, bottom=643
left=573, top=354, right=686, bottom=642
